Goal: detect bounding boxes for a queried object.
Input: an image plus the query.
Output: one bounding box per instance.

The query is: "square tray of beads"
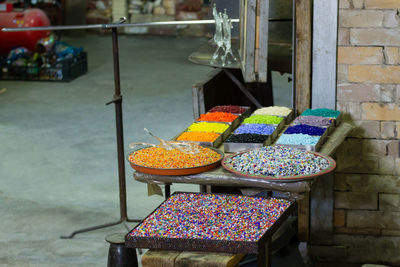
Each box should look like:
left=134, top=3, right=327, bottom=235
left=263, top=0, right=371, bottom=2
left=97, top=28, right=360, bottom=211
left=125, top=192, right=294, bottom=254
left=301, top=108, right=341, bottom=126
left=291, top=115, right=336, bottom=135
left=207, top=105, right=252, bottom=118
left=174, top=131, right=224, bottom=148
left=183, top=122, right=233, bottom=141
left=221, top=146, right=336, bottom=181
left=196, top=112, right=242, bottom=129
left=251, top=106, right=294, bottom=125
left=127, top=144, right=224, bottom=176
left=274, top=123, right=331, bottom=152
left=223, top=124, right=276, bottom=153
left=223, top=135, right=271, bottom=153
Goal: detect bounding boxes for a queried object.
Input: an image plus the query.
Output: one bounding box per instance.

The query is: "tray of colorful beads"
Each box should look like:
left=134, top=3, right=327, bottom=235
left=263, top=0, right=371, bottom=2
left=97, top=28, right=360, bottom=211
left=208, top=105, right=252, bottom=118
left=175, top=131, right=224, bottom=148
left=275, top=112, right=336, bottom=151
left=127, top=142, right=224, bottom=176
left=301, top=108, right=341, bottom=126
left=196, top=111, right=241, bottom=129
left=252, top=106, right=294, bottom=125
left=175, top=121, right=232, bottom=148
left=126, top=192, right=294, bottom=254
left=221, top=145, right=336, bottom=181
left=274, top=123, right=330, bottom=152
left=223, top=124, right=276, bottom=153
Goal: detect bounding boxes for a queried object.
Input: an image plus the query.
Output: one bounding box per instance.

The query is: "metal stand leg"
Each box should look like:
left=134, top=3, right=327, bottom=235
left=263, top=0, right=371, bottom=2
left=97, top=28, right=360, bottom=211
left=61, top=20, right=142, bottom=239
left=165, top=184, right=171, bottom=199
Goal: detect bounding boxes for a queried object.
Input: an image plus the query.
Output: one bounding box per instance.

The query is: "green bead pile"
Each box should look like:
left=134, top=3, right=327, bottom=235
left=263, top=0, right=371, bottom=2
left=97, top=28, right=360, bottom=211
left=301, top=108, right=340, bottom=118
left=243, top=115, right=283, bottom=125
left=187, top=122, right=229, bottom=133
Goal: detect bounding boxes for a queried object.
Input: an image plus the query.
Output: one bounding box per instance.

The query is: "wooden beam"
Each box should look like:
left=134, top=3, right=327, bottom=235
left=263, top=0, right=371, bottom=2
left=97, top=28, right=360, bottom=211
left=297, top=191, right=310, bottom=242
left=312, top=0, right=338, bottom=110
left=295, top=0, right=312, bottom=115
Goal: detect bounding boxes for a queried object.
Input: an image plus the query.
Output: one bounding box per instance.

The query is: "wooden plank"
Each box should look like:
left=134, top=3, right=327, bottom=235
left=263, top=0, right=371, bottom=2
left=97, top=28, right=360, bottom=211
left=257, top=0, right=269, bottom=82
left=312, top=0, right=338, bottom=110
left=295, top=0, right=312, bottom=115
left=297, top=191, right=310, bottom=242
left=240, top=0, right=257, bottom=82
left=310, top=173, right=334, bottom=245
left=175, top=251, right=245, bottom=267
left=141, top=250, right=181, bottom=267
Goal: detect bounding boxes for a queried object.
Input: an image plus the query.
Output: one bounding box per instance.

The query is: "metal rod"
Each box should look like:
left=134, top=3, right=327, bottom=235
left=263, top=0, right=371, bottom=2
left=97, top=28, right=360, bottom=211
left=1, top=19, right=239, bottom=32
left=61, top=19, right=143, bottom=239
left=111, top=27, right=128, bottom=221
left=0, top=18, right=292, bottom=32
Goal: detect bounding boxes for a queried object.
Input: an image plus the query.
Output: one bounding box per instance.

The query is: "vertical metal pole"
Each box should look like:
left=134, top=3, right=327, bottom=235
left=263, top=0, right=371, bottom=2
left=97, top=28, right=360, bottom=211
left=111, top=27, right=128, bottom=221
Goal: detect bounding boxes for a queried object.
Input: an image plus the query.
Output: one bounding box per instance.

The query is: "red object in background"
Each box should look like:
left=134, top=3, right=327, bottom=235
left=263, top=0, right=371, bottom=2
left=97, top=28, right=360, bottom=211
left=0, top=3, right=13, bottom=12
left=0, top=8, right=51, bottom=55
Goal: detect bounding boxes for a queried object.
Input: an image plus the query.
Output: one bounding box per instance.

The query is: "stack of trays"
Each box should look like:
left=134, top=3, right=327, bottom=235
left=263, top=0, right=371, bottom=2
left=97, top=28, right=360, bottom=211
left=275, top=108, right=340, bottom=151
left=175, top=105, right=250, bottom=147
left=224, top=106, right=293, bottom=153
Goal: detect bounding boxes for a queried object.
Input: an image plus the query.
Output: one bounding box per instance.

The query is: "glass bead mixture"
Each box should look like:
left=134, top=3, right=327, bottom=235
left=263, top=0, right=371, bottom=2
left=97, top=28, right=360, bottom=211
left=224, top=146, right=331, bottom=177
left=128, top=193, right=291, bottom=242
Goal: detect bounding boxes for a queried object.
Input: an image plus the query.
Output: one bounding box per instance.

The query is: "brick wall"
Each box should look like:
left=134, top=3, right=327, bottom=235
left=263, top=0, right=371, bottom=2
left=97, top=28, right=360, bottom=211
left=333, top=0, right=400, bottom=265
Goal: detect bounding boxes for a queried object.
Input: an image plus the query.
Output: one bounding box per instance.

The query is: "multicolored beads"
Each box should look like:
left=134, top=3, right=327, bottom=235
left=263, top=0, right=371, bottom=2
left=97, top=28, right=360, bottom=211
left=209, top=105, right=247, bottom=114
left=223, top=146, right=331, bottom=177
left=301, top=108, right=340, bottom=118
left=234, top=124, right=276, bottom=135
left=128, top=193, right=292, bottom=242
left=197, top=112, right=238, bottom=123
left=128, top=145, right=222, bottom=169
left=187, top=122, right=229, bottom=133
left=177, top=131, right=220, bottom=142
left=253, top=106, right=292, bottom=116
left=243, top=115, right=283, bottom=125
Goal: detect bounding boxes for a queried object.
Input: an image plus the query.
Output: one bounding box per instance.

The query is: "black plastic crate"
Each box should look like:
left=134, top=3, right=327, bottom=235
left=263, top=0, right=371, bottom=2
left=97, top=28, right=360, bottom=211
left=0, top=52, right=88, bottom=82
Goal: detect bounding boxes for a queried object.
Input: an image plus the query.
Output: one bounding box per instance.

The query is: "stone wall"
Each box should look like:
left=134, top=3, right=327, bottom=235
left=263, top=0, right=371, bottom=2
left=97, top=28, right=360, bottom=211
left=331, top=0, right=400, bottom=265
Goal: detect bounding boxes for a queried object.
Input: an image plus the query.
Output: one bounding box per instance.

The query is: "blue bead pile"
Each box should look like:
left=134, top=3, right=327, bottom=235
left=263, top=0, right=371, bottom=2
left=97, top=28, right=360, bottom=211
left=284, top=124, right=326, bottom=136
left=276, top=134, right=320, bottom=145
left=234, top=124, right=276, bottom=135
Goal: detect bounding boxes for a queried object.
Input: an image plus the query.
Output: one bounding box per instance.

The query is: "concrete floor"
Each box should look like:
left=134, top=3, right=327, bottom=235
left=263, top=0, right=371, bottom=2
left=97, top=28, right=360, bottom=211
left=0, top=35, right=292, bottom=266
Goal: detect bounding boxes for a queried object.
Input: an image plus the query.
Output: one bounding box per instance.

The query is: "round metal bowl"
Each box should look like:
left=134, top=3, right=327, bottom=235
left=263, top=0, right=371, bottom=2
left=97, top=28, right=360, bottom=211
left=127, top=146, right=224, bottom=176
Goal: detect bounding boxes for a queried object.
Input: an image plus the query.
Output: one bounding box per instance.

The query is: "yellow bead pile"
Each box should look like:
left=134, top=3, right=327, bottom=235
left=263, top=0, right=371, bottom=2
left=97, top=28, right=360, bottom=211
left=187, top=122, right=229, bottom=133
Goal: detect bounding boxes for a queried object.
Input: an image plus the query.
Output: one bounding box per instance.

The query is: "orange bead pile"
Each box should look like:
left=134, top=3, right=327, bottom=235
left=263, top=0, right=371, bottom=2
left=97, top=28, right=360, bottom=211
left=177, top=131, right=220, bottom=142
left=128, top=145, right=222, bottom=169
left=197, top=112, right=238, bottom=123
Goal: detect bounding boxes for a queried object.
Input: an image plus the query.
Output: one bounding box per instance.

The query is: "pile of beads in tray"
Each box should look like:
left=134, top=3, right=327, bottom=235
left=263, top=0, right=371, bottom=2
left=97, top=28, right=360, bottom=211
left=276, top=108, right=340, bottom=150
left=224, top=106, right=293, bottom=151
left=128, top=143, right=222, bottom=169
left=128, top=192, right=292, bottom=242
left=222, top=145, right=333, bottom=179
left=176, top=105, right=249, bottom=146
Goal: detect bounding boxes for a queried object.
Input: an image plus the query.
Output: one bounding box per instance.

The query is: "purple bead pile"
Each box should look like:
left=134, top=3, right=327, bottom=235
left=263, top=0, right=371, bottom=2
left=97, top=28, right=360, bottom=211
left=292, top=115, right=332, bottom=127
left=284, top=124, right=326, bottom=136
left=128, top=193, right=292, bottom=242
left=234, top=124, right=276, bottom=135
